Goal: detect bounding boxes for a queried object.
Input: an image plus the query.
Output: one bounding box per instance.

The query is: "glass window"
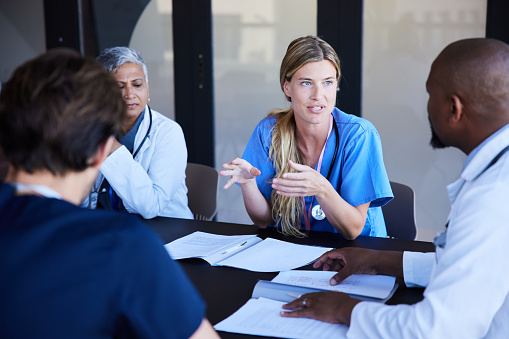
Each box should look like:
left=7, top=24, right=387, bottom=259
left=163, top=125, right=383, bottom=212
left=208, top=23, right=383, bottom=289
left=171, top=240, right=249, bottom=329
left=363, top=0, right=487, bottom=240
left=130, top=0, right=175, bottom=120
left=213, top=0, right=317, bottom=224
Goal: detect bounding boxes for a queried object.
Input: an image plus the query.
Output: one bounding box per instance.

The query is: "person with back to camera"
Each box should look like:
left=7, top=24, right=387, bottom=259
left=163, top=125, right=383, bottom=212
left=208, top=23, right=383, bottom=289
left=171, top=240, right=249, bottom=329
left=281, top=38, right=509, bottom=338
left=82, top=46, right=193, bottom=219
left=220, top=36, right=393, bottom=239
left=0, top=48, right=219, bottom=338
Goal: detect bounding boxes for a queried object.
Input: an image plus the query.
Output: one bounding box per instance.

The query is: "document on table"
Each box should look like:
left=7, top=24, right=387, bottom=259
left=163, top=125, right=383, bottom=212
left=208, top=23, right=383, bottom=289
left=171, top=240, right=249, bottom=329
left=165, top=231, right=259, bottom=262
left=271, top=270, right=397, bottom=300
left=215, top=271, right=397, bottom=337
left=214, top=297, right=348, bottom=339
left=165, top=231, right=333, bottom=272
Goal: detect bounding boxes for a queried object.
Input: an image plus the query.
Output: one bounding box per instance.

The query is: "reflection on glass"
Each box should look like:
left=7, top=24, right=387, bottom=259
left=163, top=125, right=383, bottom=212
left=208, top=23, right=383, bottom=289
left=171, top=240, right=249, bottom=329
left=363, top=0, right=486, bottom=240
left=213, top=0, right=317, bottom=224
left=129, top=0, right=175, bottom=120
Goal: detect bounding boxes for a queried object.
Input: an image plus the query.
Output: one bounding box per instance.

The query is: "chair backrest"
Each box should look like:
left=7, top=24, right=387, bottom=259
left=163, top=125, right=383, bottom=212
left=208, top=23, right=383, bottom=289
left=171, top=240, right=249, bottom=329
left=0, top=147, right=9, bottom=180
left=382, top=181, right=417, bottom=240
left=185, top=163, right=219, bottom=221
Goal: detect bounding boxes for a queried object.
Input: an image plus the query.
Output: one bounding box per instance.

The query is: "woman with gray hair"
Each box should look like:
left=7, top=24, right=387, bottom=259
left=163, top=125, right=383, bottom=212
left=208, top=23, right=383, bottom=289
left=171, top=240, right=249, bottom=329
left=83, top=46, right=193, bottom=219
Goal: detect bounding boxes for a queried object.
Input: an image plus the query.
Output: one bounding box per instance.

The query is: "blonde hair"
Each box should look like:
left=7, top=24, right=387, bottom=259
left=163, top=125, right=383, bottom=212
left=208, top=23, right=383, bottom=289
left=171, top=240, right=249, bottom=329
left=268, top=36, right=341, bottom=237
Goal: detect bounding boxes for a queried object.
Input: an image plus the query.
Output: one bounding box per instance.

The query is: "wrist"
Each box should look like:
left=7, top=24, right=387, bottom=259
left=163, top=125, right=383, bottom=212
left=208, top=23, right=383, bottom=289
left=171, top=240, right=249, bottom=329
left=339, top=297, right=362, bottom=326
left=239, top=177, right=257, bottom=187
left=374, top=250, right=404, bottom=278
left=314, top=179, right=334, bottom=201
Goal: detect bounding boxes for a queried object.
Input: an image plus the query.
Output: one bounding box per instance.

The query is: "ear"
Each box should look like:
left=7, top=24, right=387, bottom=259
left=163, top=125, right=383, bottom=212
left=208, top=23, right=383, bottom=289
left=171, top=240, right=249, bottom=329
left=283, top=79, right=291, bottom=98
left=89, top=136, right=114, bottom=169
left=449, top=94, right=464, bottom=124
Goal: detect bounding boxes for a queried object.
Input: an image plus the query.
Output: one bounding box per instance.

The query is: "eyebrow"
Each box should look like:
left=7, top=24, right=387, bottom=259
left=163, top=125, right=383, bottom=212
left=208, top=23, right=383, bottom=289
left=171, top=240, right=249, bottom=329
left=117, top=78, right=144, bottom=84
left=296, top=76, right=336, bottom=81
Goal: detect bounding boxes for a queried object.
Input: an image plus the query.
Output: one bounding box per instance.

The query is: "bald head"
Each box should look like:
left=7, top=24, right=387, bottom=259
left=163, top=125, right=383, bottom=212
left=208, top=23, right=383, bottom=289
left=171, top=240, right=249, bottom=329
left=430, top=38, right=509, bottom=124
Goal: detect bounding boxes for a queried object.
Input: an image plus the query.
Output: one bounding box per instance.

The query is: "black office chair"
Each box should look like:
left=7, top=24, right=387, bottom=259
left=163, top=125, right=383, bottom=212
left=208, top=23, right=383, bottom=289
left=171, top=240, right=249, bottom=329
left=382, top=181, right=417, bottom=240
left=0, top=147, right=8, bottom=180
left=185, top=163, right=219, bottom=221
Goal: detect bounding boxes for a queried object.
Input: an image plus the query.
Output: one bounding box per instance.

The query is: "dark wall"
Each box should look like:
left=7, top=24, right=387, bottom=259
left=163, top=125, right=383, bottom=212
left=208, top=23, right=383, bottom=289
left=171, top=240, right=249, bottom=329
left=44, top=0, right=150, bottom=56
left=318, top=0, right=363, bottom=117
left=486, top=0, right=509, bottom=44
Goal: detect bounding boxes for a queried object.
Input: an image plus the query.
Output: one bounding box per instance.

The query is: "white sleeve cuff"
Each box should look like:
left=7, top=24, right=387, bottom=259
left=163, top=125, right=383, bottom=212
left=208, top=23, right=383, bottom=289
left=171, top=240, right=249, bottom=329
left=403, top=251, right=435, bottom=287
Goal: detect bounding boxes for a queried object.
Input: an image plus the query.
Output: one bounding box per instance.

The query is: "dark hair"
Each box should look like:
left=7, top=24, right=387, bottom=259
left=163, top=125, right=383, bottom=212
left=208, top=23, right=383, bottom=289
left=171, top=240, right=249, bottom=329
left=0, top=48, right=126, bottom=175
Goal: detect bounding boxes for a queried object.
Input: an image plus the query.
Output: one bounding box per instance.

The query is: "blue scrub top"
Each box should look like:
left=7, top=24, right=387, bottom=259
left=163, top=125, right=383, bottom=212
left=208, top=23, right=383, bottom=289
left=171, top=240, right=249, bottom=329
left=242, top=107, right=393, bottom=237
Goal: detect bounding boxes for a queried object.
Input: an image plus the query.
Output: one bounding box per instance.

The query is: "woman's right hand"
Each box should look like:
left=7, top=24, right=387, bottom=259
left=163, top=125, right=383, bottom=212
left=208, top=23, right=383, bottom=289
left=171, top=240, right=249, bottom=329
left=219, top=158, right=261, bottom=189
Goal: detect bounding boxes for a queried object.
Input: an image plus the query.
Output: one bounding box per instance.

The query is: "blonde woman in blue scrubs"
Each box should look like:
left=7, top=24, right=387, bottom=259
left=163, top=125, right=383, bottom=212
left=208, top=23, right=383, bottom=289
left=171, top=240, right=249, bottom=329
left=220, top=36, right=392, bottom=239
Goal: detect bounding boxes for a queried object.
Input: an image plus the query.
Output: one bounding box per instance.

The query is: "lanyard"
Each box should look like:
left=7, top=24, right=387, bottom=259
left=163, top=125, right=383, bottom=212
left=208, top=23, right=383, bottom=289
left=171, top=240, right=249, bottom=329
left=302, top=114, right=334, bottom=230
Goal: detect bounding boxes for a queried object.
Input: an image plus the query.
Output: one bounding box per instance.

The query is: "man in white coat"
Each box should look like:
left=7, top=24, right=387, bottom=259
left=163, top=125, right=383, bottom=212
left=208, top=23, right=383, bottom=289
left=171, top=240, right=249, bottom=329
left=281, top=38, right=509, bottom=338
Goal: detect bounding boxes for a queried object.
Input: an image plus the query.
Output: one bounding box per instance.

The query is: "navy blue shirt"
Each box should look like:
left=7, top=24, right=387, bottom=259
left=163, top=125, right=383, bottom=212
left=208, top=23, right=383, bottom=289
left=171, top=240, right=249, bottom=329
left=0, top=183, right=205, bottom=338
left=120, top=108, right=145, bottom=154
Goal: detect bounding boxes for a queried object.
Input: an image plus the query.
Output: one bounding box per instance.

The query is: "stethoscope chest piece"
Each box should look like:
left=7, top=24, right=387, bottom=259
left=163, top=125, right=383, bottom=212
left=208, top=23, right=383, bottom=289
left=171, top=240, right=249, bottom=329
left=311, top=204, right=326, bottom=220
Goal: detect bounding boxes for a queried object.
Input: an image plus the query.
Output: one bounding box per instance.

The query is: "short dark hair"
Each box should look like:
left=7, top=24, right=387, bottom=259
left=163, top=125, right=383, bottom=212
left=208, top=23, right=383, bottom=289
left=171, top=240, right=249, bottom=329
left=0, top=48, right=126, bottom=175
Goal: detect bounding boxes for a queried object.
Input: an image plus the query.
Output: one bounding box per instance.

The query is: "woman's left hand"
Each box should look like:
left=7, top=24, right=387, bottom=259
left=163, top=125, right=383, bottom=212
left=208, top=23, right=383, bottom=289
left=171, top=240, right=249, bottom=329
left=271, top=160, right=331, bottom=198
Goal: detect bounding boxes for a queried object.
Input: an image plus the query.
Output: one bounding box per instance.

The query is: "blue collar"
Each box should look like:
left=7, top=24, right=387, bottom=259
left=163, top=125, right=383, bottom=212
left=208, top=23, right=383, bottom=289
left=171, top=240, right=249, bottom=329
left=120, top=107, right=146, bottom=154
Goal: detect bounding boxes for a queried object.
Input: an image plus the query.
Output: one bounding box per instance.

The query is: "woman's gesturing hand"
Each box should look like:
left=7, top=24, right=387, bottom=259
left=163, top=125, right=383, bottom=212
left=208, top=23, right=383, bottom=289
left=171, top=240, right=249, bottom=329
left=219, top=158, right=261, bottom=189
left=271, top=159, right=330, bottom=198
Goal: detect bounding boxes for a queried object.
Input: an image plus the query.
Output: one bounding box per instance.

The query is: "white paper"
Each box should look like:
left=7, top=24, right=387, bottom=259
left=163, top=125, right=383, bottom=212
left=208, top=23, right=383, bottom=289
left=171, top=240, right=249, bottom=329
left=272, top=271, right=396, bottom=299
left=217, top=238, right=333, bottom=272
left=164, top=231, right=257, bottom=260
left=252, top=280, right=325, bottom=302
left=214, top=297, right=348, bottom=339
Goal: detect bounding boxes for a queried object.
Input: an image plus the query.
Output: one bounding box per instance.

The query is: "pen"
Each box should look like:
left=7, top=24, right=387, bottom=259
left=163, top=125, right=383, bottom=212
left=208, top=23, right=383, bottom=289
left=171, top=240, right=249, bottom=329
left=288, top=293, right=301, bottom=299
left=220, top=241, right=248, bottom=255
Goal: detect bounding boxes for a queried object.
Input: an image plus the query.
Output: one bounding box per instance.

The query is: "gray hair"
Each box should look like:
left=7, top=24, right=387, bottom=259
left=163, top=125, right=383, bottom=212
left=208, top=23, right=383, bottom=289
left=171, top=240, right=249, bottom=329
left=97, top=46, right=149, bottom=82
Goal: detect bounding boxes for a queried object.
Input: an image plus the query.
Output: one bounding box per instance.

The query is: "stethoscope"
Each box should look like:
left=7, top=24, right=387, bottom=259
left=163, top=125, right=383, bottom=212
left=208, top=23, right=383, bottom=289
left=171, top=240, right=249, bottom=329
left=132, top=105, right=153, bottom=159
left=310, top=117, right=340, bottom=221
left=103, top=105, right=153, bottom=210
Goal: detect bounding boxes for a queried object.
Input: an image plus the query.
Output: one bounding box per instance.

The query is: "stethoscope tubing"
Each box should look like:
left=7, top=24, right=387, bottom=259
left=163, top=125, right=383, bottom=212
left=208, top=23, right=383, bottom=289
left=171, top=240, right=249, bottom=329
left=326, top=119, right=339, bottom=181
left=132, top=105, right=153, bottom=159
left=107, top=105, right=152, bottom=210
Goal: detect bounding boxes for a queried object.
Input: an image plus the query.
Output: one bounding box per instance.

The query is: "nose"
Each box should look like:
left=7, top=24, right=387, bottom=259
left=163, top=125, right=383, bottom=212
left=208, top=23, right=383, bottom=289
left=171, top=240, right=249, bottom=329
left=123, top=84, right=135, bottom=99
left=311, top=85, right=323, bottom=101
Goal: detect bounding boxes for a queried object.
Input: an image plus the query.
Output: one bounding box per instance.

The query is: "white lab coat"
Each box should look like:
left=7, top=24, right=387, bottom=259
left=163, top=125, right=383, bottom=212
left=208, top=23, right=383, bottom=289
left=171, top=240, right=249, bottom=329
left=347, top=126, right=509, bottom=338
left=84, top=106, right=193, bottom=219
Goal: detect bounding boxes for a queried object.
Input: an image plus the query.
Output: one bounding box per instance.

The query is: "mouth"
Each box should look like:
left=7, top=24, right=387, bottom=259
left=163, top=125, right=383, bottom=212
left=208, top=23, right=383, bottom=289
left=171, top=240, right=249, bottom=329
left=309, top=106, right=325, bottom=112
left=126, top=103, right=138, bottom=109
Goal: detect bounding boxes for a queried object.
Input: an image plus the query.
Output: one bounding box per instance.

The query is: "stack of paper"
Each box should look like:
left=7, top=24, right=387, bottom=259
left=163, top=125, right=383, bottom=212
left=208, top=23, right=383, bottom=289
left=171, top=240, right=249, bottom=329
left=214, top=297, right=348, bottom=339
left=214, top=271, right=398, bottom=338
left=165, top=231, right=333, bottom=272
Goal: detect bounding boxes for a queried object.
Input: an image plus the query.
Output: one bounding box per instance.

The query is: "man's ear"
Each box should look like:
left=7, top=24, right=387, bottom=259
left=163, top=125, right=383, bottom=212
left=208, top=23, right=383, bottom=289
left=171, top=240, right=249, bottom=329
left=450, top=94, right=464, bottom=123
left=89, top=136, right=114, bottom=169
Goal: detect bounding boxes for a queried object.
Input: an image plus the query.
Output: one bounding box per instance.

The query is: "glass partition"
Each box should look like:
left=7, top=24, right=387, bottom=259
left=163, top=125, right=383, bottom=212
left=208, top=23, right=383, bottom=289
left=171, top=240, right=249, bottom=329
left=129, top=0, right=175, bottom=120
left=363, top=0, right=487, bottom=240
left=213, top=0, right=317, bottom=224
